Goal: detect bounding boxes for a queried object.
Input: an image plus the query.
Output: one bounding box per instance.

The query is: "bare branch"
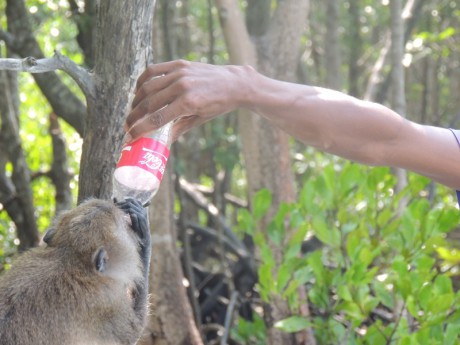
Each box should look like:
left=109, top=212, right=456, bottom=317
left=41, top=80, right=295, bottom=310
left=221, top=291, right=239, bottom=345
left=0, top=29, right=15, bottom=47
left=0, top=68, right=40, bottom=250
left=0, top=51, right=95, bottom=99
left=49, top=113, right=74, bottom=214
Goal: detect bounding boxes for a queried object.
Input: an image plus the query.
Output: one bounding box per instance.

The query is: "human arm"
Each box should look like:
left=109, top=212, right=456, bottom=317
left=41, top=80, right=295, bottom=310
left=125, top=60, right=460, bottom=190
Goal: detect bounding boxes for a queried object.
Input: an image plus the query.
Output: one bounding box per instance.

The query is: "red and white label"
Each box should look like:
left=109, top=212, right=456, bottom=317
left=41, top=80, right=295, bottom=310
left=116, top=138, right=170, bottom=180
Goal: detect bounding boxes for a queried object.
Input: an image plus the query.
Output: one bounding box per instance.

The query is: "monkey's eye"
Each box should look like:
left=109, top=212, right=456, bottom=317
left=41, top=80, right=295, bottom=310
left=94, top=248, right=108, bottom=273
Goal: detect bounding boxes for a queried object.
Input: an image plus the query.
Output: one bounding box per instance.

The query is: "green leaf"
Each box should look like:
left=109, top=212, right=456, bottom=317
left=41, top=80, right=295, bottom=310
left=277, top=262, right=293, bottom=294
left=253, top=188, right=272, bottom=220
left=314, top=174, right=334, bottom=207
left=407, top=295, right=419, bottom=318
left=377, top=208, right=393, bottom=228
left=307, top=251, right=325, bottom=284
left=288, top=223, right=309, bottom=248
left=337, top=285, right=353, bottom=302
left=392, top=256, right=408, bottom=276
left=258, top=263, right=273, bottom=302
left=427, top=293, right=454, bottom=314
left=439, top=27, right=456, bottom=40
left=237, top=208, right=255, bottom=235
left=433, top=275, right=453, bottom=295
left=336, top=301, right=365, bottom=320
left=415, top=255, right=435, bottom=273
left=363, top=323, right=391, bottom=345
left=437, top=246, right=460, bottom=264
left=361, top=295, right=379, bottom=314
left=346, top=230, right=361, bottom=261
left=299, top=180, right=315, bottom=211
left=358, top=246, right=375, bottom=267
left=373, top=280, right=394, bottom=309
left=285, top=224, right=309, bottom=260
left=338, top=162, right=360, bottom=195
left=267, top=222, right=284, bottom=246
left=396, top=276, right=412, bottom=299
left=322, top=164, right=336, bottom=191
left=259, top=242, right=275, bottom=268
left=418, top=283, right=432, bottom=310
left=274, top=316, right=311, bottom=333
left=445, top=323, right=460, bottom=345
left=293, top=266, right=313, bottom=286
left=312, top=216, right=340, bottom=247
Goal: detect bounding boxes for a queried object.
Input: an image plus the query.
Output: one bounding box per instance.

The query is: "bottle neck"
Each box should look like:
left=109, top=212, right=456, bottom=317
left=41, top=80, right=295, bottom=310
left=147, top=120, right=173, bottom=146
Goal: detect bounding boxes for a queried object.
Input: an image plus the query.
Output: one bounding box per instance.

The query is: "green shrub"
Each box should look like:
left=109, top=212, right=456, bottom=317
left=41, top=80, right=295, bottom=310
left=234, top=162, right=460, bottom=344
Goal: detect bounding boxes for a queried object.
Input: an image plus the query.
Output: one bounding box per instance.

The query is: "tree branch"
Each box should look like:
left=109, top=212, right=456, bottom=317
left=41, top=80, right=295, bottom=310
left=5, top=0, right=86, bottom=136
left=0, top=68, right=40, bottom=250
left=221, top=291, right=239, bottom=345
left=179, top=176, right=246, bottom=251
left=49, top=113, right=74, bottom=214
left=0, top=29, right=15, bottom=47
left=0, top=52, right=95, bottom=99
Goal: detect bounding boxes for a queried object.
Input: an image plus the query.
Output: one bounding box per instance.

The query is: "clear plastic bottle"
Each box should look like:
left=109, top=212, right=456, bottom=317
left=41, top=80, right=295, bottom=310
left=112, top=121, right=173, bottom=205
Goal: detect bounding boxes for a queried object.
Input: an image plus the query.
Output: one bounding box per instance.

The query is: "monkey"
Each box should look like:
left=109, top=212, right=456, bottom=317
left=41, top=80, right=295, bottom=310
left=0, top=198, right=151, bottom=345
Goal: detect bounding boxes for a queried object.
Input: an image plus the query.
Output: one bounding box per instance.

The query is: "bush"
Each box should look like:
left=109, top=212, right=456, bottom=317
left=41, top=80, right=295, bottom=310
left=235, top=162, right=460, bottom=345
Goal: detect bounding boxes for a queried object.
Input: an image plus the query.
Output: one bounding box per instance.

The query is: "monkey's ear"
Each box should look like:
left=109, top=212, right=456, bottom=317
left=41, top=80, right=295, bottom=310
left=94, top=248, right=108, bottom=273
left=43, top=228, right=57, bottom=245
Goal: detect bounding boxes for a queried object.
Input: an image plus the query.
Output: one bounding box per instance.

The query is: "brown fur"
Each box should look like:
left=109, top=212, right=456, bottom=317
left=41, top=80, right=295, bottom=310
left=0, top=199, right=150, bottom=345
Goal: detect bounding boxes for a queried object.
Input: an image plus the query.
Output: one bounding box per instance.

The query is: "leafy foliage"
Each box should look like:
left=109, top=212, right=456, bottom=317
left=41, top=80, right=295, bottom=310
left=2, top=1, right=460, bottom=343
left=234, top=160, right=460, bottom=344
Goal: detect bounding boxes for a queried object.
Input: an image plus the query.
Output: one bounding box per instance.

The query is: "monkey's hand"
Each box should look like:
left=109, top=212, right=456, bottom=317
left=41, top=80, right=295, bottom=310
left=115, top=198, right=151, bottom=258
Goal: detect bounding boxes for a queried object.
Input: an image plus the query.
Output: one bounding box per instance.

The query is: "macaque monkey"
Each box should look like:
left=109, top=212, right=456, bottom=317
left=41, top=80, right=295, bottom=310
left=0, top=198, right=151, bottom=345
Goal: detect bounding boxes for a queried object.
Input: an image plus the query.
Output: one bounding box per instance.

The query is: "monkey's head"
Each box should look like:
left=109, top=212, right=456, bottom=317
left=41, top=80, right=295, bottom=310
left=42, top=199, right=142, bottom=283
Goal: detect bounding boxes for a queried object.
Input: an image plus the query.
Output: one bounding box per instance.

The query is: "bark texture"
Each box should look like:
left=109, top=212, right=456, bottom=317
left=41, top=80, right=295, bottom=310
left=139, top=170, right=203, bottom=345
left=78, top=0, right=155, bottom=201
left=216, top=1, right=315, bottom=344
left=324, top=0, right=342, bottom=90
left=77, top=1, right=203, bottom=342
left=0, top=68, right=39, bottom=251
left=390, top=0, right=409, bottom=203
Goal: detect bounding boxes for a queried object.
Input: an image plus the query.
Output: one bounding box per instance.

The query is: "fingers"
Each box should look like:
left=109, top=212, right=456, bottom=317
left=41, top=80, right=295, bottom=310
left=115, top=198, right=145, bottom=213
left=127, top=80, right=175, bottom=131
left=135, top=60, right=190, bottom=92
left=127, top=62, right=194, bottom=132
left=126, top=59, right=209, bottom=143
left=131, top=71, right=177, bottom=111
left=125, top=100, right=184, bottom=144
left=115, top=198, right=149, bottom=240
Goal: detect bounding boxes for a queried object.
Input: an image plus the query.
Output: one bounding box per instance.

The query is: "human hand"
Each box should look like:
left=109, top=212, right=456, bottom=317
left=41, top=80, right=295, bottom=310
left=124, top=60, right=252, bottom=143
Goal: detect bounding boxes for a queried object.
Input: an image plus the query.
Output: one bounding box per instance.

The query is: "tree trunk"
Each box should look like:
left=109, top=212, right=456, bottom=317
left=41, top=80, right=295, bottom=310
left=364, top=0, right=426, bottom=102
left=78, top=0, right=155, bottom=201
left=0, top=66, right=39, bottom=251
left=347, top=0, right=362, bottom=97
left=390, top=0, right=408, bottom=195
left=324, top=0, right=342, bottom=90
left=216, top=1, right=315, bottom=344
left=139, top=169, right=203, bottom=345
left=49, top=113, right=73, bottom=215
left=77, top=1, right=202, bottom=342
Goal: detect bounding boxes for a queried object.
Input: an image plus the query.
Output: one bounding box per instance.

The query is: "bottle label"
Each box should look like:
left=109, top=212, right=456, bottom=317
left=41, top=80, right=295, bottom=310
left=116, top=138, right=170, bottom=180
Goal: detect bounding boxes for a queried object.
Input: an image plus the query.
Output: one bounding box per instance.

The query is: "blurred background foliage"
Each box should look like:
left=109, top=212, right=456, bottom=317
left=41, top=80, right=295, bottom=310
left=1, top=0, right=460, bottom=343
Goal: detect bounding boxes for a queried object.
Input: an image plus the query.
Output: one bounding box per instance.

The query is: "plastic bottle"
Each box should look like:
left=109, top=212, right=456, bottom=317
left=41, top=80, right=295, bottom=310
left=112, top=121, right=173, bottom=205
